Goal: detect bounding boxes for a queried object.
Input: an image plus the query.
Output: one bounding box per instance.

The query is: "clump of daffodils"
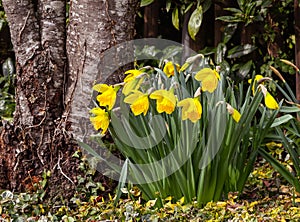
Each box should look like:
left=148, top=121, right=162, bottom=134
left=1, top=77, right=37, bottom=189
left=88, top=58, right=282, bottom=206
left=90, top=61, right=279, bottom=134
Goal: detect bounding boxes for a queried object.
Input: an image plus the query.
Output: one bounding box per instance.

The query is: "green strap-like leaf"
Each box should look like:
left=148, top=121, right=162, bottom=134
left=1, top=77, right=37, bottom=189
left=114, top=159, right=129, bottom=205
left=172, top=7, right=179, bottom=30
left=259, top=148, right=300, bottom=193
left=188, top=5, right=203, bottom=40
left=271, top=114, right=293, bottom=128
left=140, top=0, right=154, bottom=7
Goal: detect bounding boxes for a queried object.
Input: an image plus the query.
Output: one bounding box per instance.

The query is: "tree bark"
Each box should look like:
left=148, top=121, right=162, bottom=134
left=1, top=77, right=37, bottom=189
left=0, top=0, right=138, bottom=197
left=65, top=0, right=138, bottom=143
left=0, top=0, right=68, bottom=191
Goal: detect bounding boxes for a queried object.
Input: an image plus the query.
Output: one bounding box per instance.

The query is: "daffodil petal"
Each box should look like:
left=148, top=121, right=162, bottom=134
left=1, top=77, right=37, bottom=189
left=122, top=77, right=144, bottom=96
left=201, top=74, right=218, bottom=93
left=131, top=95, right=149, bottom=116
left=124, top=91, right=149, bottom=116
left=92, top=84, right=111, bottom=93
left=195, top=68, right=220, bottom=93
left=265, top=92, right=279, bottom=110
left=163, top=62, right=180, bottom=78
left=150, top=89, right=176, bottom=114
left=177, top=98, right=202, bottom=123
left=89, top=107, right=110, bottom=134
left=232, top=109, right=241, bottom=122
left=124, top=90, right=144, bottom=104
left=124, top=69, right=143, bottom=82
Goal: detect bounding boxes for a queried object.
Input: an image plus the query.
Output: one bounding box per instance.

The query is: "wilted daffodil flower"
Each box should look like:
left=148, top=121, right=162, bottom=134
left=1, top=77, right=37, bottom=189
left=163, top=61, right=180, bottom=77
left=259, top=85, right=279, bottom=110
left=93, top=84, right=119, bottom=110
left=194, top=68, right=220, bottom=93
left=149, top=89, right=176, bottom=114
left=90, top=107, right=110, bottom=134
left=124, top=90, right=149, bottom=116
left=124, top=69, right=144, bottom=83
left=177, top=97, right=202, bottom=123
left=226, top=103, right=241, bottom=123
left=248, top=75, right=264, bottom=95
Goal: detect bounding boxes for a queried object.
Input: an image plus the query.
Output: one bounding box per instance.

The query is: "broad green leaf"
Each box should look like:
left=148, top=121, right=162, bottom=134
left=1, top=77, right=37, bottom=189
left=280, top=106, right=300, bottom=113
left=216, top=43, right=227, bottom=64
left=2, top=57, right=15, bottom=76
left=216, top=16, right=244, bottom=23
left=172, top=7, right=179, bottom=30
left=166, top=0, right=171, bottom=12
left=223, top=23, right=238, bottom=43
left=202, top=0, right=212, bottom=13
left=227, top=44, right=257, bottom=58
left=188, top=5, right=203, bottom=40
left=271, top=114, right=293, bottom=128
left=224, top=7, right=243, bottom=14
left=237, top=60, right=253, bottom=78
left=140, top=0, right=154, bottom=7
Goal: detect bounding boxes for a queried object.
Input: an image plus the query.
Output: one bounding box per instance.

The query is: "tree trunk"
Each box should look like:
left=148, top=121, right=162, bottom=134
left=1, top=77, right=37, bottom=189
left=0, top=0, right=138, bottom=198
left=0, top=0, right=68, bottom=192
left=65, top=0, right=138, bottom=143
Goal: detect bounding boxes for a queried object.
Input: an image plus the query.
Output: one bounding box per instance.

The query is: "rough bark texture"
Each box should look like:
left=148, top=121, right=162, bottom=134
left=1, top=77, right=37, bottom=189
left=0, top=0, right=139, bottom=198
left=65, top=0, right=138, bottom=142
left=0, top=0, right=70, bottom=192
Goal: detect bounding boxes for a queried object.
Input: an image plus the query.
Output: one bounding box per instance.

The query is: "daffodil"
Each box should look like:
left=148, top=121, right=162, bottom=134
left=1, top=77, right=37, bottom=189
left=93, top=84, right=119, bottom=110
left=248, top=75, right=264, bottom=95
left=124, top=69, right=143, bottom=83
left=259, top=85, right=279, bottom=110
left=89, top=107, right=110, bottom=134
left=163, top=61, right=180, bottom=77
left=177, top=98, right=202, bottom=123
left=149, top=89, right=176, bottom=114
left=122, top=76, right=145, bottom=96
left=124, top=90, right=149, bottom=116
left=194, top=68, right=220, bottom=93
left=226, top=103, right=241, bottom=122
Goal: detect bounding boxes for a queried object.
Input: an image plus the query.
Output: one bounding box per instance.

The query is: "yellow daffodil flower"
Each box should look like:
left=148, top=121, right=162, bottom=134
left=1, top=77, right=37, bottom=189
left=248, top=75, right=264, bottom=95
left=89, top=107, right=110, bottom=134
left=226, top=103, right=241, bottom=123
left=124, top=69, right=143, bottom=83
left=124, top=90, right=149, bottom=116
left=194, top=68, right=220, bottom=93
left=259, top=85, right=279, bottom=110
left=163, top=61, right=180, bottom=77
left=177, top=97, right=202, bottom=123
left=264, top=92, right=279, bottom=109
left=93, top=84, right=118, bottom=110
left=149, top=89, right=176, bottom=114
left=122, top=76, right=145, bottom=96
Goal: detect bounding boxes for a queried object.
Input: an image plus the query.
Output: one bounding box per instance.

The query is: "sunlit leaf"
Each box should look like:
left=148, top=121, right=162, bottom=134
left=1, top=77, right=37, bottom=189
left=172, top=7, right=179, bottom=30
left=188, top=5, right=203, bottom=40
left=140, top=0, right=154, bottom=7
left=227, top=44, right=257, bottom=58
left=271, top=114, right=293, bottom=128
